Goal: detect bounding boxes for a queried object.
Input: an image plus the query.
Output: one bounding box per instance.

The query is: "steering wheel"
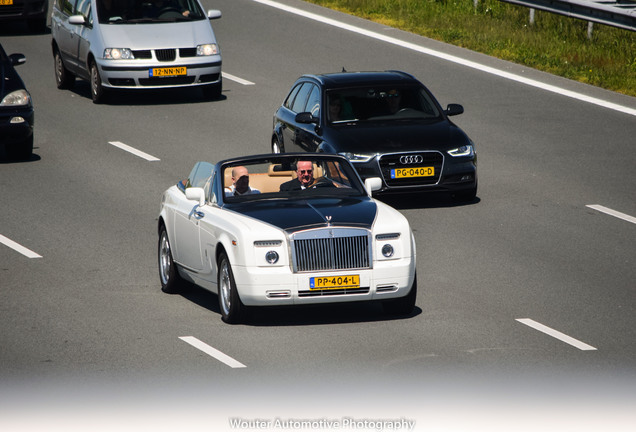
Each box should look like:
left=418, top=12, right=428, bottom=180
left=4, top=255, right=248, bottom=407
left=308, top=177, right=334, bottom=189
left=158, top=7, right=183, bottom=18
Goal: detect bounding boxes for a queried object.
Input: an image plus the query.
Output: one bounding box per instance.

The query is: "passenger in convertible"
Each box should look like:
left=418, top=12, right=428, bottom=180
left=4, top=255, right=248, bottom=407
left=225, top=166, right=260, bottom=196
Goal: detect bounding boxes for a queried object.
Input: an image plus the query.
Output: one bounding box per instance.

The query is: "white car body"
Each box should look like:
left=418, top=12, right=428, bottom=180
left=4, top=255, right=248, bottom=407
left=158, top=154, right=417, bottom=323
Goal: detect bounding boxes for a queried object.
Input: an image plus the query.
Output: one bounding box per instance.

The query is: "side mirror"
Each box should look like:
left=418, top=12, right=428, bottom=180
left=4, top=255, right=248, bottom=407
left=295, top=112, right=318, bottom=124
left=68, top=15, right=86, bottom=25
left=364, top=177, right=382, bottom=196
left=9, top=53, right=26, bottom=67
left=207, top=9, right=222, bottom=19
left=185, top=187, right=206, bottom=207
left=446, top=104, right=464, bottom=116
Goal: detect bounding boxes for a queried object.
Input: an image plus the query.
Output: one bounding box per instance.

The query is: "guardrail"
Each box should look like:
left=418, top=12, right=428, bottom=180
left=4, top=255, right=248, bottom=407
left=497, top=0, right=636, bottom=34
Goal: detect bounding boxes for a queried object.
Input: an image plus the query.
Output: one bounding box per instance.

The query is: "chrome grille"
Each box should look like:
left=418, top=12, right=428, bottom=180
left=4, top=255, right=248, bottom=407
left=291, top=228, right=371, bottom=272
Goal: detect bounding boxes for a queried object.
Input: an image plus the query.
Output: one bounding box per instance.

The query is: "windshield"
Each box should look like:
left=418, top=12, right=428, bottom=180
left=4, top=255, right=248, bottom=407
left=96, top=0, right=206, bottom=23
left=221, top=156, right=367, bottom=203
left=327, top=85, right=441, bottom=124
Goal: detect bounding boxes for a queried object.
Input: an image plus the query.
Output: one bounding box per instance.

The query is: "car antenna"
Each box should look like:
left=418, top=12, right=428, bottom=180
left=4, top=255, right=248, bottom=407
left=342, top=67, right=347, bottom=72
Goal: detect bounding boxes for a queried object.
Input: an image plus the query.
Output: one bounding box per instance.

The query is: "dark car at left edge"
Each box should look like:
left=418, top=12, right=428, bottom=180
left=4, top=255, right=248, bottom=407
left=272, top=70, right=477, bottom=201
left=0, top=0, right=48, bottom=33
left=0, top=43, right=34, bottom=160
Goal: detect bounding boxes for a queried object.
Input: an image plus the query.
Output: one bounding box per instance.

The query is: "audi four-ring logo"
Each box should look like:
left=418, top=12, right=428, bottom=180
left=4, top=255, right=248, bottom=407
left=399, top=155, right=423, bottom=164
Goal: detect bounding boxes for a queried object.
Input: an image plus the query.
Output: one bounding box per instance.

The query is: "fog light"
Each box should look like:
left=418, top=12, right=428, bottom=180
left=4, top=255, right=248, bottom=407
left=10, top=116, right=25, bottom=124
left=265, top=250, right=279, bottom=264
left=461, top=175, right=473, bottom=181
left=381, top=244, right=394, bottom=258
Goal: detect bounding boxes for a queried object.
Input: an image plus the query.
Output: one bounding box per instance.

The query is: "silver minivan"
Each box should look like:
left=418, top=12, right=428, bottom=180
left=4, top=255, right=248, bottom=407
left=51, top=0, right=222, bottom=103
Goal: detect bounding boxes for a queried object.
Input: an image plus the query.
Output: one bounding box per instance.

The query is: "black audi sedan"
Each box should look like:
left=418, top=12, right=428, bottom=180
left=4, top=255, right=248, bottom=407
left=0, top=43, right=33, bottom=160
left=271, top=71, right=477, bottom=201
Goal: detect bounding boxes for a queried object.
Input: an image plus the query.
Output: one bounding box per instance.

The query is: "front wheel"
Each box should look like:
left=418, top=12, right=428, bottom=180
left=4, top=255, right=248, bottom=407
left=158, top=225, right=182, bottom=293
left=271, top=137, right=283, bottom=153
left=382, top=273, right=416, bottom=315
left=90, top=62, right=108, bottom=104
left=202, top=81, right=222, bottom=100
left=217, top=252, right=246, bottom=324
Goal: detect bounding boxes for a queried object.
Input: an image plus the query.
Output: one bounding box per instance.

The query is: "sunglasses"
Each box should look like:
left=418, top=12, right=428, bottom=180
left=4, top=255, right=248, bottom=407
left=299, top=169, right=313, bottom=174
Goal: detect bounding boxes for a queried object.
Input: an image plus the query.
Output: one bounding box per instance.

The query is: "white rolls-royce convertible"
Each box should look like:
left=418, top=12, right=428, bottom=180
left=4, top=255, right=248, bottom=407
left=158, top=153, right=416, bottom=323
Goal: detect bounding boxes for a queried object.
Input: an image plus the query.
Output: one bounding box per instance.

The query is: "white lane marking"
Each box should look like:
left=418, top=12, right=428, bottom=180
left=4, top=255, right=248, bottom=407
left=253, top=0, right=636, bottom=117
left=179, top=336, right=247, bottom=368
left=586, top=205, right=636, bottom=225
left=223, top=72, right=255, bottom=85
left=516, top=318, right=597, bottom=351
left=108, top=141, right=160, bottom=161
left=0, top=234, right=42, bottom=258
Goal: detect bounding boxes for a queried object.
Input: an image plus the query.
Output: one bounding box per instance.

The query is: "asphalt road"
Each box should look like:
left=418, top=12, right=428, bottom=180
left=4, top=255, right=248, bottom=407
left=1, top=1, right=635, bottom=431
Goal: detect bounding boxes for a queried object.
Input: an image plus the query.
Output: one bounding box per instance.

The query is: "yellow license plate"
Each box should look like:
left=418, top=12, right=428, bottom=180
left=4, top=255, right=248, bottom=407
left=310, top=275, right=360, bottom=290
left=391, top=166, right=434, bottom=179
left=150, top=67, right=187, bottom=77
left=0, top=0, right=14, bottom=5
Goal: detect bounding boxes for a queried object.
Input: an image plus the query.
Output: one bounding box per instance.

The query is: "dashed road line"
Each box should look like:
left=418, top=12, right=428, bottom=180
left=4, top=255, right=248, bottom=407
left=0, top=234, right=42, bottom=258
left=108, top=141, right=160, bottom=161
left=586, top=205, right=636, bottom=225
left=253, top=0, right=636, bottom=117
left=223, top=72, right=255, bottom=85
left=516, top=318, right=597, bottom=351
left=179, top=336, right=247, bottom=368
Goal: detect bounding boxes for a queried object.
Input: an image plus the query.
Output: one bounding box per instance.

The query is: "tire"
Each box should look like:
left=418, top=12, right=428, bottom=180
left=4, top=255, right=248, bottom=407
left=202, top=80, right=222, bottom=100
left=54, top=50, right=75, bottom=90
left=158, top=225, right=182, bottom=294
left=452, top=183, right=477, bottom=203
left=28, top=18, right=47, bottom=34
left=271, top=137, right=283, bottom=153
left=90, top=61, right=107, bottom=104
left=217, top=252, right=246, bottom=324
left=7, top=134, right=33, bottom=161
left=382, top=272, right=417, bottom=315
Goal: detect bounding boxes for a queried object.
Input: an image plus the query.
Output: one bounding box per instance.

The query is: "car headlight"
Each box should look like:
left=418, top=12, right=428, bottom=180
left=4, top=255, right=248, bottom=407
left=1, top=89, right=31, bottom=107
left=381, top=244, right=394, bottom=258
left=103, top=48, right=134, bottom=60
left=376, top=233, right=401, bottom=260
left=447, top=144, right=474, bottom=157
left=338, top=152, right=375, bottom=163
left=197, top=44, right=219, bottom=56
left=265, top=251, right=279, bottom=264
left=254, top=240, right=282, bottom=265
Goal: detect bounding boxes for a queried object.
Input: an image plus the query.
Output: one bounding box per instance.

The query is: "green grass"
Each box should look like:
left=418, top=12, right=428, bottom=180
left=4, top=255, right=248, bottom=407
left=305, top=0, right=636, bottom=97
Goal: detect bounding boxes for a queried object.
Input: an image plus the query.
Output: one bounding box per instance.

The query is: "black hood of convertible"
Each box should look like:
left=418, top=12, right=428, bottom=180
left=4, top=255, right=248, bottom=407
left=225, top=197, right=377, bottom=232
left=324, top=119, right=469, bottom=153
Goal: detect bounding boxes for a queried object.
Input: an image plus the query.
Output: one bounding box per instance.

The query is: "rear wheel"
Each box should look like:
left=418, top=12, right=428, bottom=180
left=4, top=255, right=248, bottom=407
left=217, top=252, right=246, bottom=324
left=54, top=50, right=75, bottom=89
left=382, top=273, right=417, bottom=315
left=158, top=225, right=182, bottom=294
